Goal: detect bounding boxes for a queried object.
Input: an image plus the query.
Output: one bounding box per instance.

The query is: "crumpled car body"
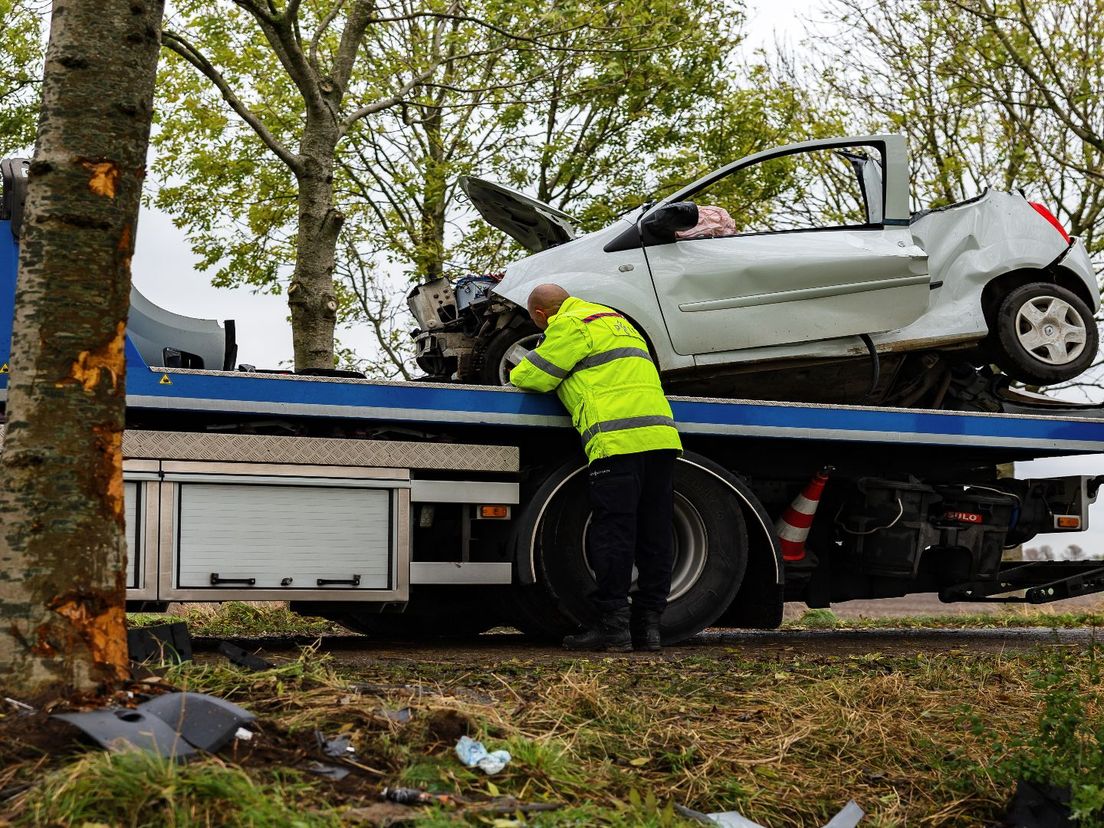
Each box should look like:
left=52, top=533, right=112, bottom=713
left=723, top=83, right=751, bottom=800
left=410, top=135, right=1098, bottom=401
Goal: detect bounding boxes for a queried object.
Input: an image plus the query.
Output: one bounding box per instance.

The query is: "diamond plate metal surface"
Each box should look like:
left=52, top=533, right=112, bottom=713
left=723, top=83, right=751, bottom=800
left=123, top=431, right=518, bottom=472
left=0, top=427, right=517, bottom=472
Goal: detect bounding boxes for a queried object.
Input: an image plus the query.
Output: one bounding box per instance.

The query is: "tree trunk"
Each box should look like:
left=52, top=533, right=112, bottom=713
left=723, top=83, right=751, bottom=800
left=416, top=106, right=447, bottom=282
left=289, top=120, right=342, bottom=370
left=0, top=0, right=164, bottom=698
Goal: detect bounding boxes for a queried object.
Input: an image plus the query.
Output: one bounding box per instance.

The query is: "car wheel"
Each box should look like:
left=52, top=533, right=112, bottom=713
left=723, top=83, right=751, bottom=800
left=477, top=320, right=542, bottom=385
left=991, top=282, right=1099, bottom=385
left=532, top=454, right=749, bottom=644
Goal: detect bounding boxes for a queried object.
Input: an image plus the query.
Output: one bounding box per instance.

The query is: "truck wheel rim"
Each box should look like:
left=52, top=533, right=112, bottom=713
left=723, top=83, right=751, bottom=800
left=1015, top=296, right=1087, bottom=365
left=583, top=492, right=708, bottom=603
left=499, top=334, right=543, bottom=384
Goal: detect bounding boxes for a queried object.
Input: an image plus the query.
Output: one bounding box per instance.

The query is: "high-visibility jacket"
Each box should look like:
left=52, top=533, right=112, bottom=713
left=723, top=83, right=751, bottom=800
left=509, top=296, right=683, bottom=463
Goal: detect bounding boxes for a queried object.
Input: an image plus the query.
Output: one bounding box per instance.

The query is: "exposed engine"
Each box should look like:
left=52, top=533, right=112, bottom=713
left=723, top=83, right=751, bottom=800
left=409, top=276, right=535, bottom=384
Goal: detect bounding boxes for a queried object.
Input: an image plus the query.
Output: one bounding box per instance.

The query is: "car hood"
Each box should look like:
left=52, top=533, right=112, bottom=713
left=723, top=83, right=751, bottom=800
left=460, top=176, right=578, bottom=253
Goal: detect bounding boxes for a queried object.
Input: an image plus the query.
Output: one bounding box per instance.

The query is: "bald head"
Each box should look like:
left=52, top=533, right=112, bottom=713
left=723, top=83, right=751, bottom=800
left=526, top=284, right=570, bottom=330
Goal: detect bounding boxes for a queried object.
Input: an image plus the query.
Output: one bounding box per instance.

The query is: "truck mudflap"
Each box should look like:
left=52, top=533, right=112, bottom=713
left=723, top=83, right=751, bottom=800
left=940, top=561, right=1104, bottom=604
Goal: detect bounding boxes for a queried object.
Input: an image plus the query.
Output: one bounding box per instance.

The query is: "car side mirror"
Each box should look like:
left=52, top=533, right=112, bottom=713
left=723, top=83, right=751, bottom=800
left=602, top=201, right=700, bottom=253
left=640, top=202, right=699, bottom=244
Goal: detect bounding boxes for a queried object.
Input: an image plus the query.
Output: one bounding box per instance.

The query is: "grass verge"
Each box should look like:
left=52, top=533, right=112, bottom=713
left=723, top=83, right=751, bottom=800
left=128, top=601, right=346, bottom=638
left=5, top=642, right=1101, bottom=826
left=785, top=605, right=1104, bottom=630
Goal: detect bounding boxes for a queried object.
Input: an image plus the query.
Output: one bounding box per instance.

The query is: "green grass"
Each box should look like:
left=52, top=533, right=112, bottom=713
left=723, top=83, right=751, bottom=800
left=17, top=751, right=340, bottom=827
left=7, top=633, right=1104, bottom=825
left=784, top=606, right=1104, bottom=630
left=128, top=601, right=345, bottom=638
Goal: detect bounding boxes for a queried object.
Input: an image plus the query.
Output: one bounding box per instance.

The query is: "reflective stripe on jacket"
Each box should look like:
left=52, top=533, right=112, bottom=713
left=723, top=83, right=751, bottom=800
left=509, top=296, right=683, bottom=463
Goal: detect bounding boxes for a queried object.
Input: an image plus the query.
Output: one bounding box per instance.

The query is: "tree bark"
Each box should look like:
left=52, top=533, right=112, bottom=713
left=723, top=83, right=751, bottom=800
left=0, top=0, right=164, bottom=697
left=289, top=118, right=342, bottom=369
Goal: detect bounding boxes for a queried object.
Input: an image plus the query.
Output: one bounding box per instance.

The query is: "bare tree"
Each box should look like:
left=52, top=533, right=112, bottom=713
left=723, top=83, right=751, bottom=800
left=0, top=0, right=165, bottom=696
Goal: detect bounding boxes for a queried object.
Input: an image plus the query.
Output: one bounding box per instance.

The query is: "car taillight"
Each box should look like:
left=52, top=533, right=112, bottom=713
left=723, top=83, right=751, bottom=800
left=1028, top=201, right=1071, bottom=243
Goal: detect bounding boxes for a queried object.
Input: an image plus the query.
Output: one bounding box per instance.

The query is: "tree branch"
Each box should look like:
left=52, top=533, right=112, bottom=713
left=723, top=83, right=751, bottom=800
left=162, top=29, right=303, bottom=174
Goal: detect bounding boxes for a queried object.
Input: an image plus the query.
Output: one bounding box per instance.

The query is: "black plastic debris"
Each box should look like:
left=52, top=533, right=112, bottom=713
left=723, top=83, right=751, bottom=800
left=52, top=691, right=255, bottom=759
left=305, top=761, right=350, bottom=781
left=381, top=706, right=413, bottom=723
left=217, top=641, right=274, bottom=671
left=53, top=708, right=197, bottom=759
left=127, top=622, right=192, bottom=664
left=315, top=730, right=356, bottom=760
left=139, top=692, right=255, bottom=753
left=1002, top=780, right=1076, bottom=828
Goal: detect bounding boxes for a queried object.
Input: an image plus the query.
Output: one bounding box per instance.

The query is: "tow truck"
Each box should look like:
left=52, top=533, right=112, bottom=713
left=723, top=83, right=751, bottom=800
left=2, top=159, right=1103, bottom=642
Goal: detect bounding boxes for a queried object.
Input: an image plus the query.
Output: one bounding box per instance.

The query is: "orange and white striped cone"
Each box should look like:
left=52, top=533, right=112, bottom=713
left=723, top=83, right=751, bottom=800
left=776, top=467, right=832, bottom=562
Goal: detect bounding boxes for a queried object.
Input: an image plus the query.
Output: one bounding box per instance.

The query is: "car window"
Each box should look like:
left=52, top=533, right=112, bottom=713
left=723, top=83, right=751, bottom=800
left=686, top=145, right=883, bottom=236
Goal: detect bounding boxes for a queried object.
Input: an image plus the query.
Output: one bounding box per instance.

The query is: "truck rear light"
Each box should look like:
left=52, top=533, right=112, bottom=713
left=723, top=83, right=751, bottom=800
left=478, top=505, right=511, bottom=519
left=1054, top=515, right=1081, bottom=529
left=1028, top=202, right=1071, bottom=243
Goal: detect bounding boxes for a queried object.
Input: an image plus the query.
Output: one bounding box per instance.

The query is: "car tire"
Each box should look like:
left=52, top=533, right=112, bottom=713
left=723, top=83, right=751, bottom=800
left=477, top=319, right=542, bottom=385
left=991, top=282, right=1099, bottom=385
left=531, top=453, right=749, bottom=644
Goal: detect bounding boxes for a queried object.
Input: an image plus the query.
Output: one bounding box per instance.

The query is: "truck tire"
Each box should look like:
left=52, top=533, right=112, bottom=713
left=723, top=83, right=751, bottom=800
left=990, top=283, right=1098, bottom=385
left=527, top=453, right=749, bottom=644
left=477, top=320, right=542, bottom=385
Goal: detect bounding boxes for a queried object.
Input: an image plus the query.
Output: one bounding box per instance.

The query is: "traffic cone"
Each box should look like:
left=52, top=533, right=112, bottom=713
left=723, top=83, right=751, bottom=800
left=776, top=467, right=832, bottom=562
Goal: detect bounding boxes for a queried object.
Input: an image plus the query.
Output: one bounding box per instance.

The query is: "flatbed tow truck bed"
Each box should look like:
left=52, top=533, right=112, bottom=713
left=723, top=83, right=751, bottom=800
left=3, top=182, right=1103, bottom=641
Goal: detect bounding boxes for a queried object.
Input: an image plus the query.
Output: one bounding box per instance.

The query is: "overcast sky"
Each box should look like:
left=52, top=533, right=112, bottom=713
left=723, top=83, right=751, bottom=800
left=124, top=0, right=1103, bottom=557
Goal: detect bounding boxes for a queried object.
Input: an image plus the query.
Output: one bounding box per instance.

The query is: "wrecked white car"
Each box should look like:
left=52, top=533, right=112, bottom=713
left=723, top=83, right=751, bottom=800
left=408, top=135, right=1099, bottom=404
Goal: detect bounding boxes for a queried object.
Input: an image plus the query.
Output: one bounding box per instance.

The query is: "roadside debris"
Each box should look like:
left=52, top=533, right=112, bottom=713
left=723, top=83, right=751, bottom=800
left=382, top=787, right=459, bottom=806
left=52, top=691, right=255, bottom=759
left=127, top=621, right=192, bottom=664
left=676, top=800, right=864, bottom=828
left=305, top=761, right=351, bottom=781
left=455, top=735, right=511, bottom=774
left=315, top=730, right=357, bottom=760
left=216, top=640, right=275, bottom=670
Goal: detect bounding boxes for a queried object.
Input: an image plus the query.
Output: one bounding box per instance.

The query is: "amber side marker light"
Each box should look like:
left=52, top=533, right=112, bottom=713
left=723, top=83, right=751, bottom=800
left=478, top=505, right=511, bottom=519
left=1054, top=515, right=1082, bottom=529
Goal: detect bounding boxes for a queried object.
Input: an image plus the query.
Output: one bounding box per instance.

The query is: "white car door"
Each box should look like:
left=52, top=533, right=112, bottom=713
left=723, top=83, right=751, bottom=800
left=642, top=138, right=930, bottom=356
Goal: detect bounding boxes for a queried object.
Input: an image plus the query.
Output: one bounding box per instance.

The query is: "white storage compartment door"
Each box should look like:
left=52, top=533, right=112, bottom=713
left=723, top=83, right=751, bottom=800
left=124, top=481, right=140, bottom=588
left=176, top=482, right=393, bottom=590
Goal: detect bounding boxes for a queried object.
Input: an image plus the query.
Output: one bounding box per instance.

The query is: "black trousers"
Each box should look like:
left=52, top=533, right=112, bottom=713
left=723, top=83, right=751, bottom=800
left=587, top=449, right=678, bottom=615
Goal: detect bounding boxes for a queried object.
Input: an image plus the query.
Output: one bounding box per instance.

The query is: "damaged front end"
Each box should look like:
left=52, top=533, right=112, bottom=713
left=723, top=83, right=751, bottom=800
left=408, top=276, right=531, bottom=383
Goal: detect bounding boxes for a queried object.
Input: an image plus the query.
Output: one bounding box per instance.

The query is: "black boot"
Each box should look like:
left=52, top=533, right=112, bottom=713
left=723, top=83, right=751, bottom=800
left=563, top=609, right=632, bottom=652
left=631, top=609, right=663, bottom=652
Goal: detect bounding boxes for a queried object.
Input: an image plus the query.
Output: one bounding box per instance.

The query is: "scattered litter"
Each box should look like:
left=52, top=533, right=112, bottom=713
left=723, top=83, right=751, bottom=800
left=4, top=697, right=34, bottom=713
left=139, top=692, right=255, bottom=753
left=381, top=706, right=413, bottom=723
left=127, top=622, right=192, bottom=664
left=52, top=691, right=255, bottom=759
left=216, top=641, right=274, bottom=671
left=315, top=730, right=356, bottom=760
left=53, top=708, right=197, bottom=759
left=823, top=800, right=864, bottom=828
left=455, top=735, right=511, bottom=775
left=1002, top=779, right=1075, bottom=827
left=705, top=811, right=767, bottom=828
left=677, top=800, right=864, bottom=828
left=233, top=727, right=253, bottom=742
left=305, top=761, right=350, bottom=781
left=381, top=786, right=458, bottom=805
